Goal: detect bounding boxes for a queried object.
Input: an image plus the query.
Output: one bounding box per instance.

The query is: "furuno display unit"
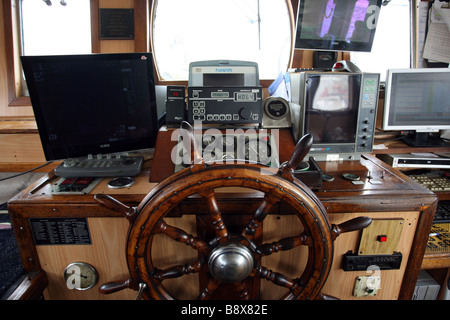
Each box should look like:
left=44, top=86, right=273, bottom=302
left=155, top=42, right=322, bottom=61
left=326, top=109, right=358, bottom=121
left=382, top=68, right=450, bottom=147
left=290, top=71, right=380, bottom=161
left=188, top=60, right=259, bottom=87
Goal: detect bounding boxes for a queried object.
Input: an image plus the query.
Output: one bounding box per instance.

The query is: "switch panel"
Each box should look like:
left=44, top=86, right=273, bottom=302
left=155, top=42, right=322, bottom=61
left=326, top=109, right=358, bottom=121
left=358, top=219, right=404, bottom=255
left=353, top=276, right=381, bottom=297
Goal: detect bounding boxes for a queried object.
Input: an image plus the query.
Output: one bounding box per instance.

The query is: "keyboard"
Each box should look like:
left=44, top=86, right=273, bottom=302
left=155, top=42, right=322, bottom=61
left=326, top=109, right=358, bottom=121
left=54, top=155, right=144, bottom=178
left=408, top=171, right=450, bottom=192
left=435, top=201, right=450, bottom=223
left=405, top=171, right=450, bottom=223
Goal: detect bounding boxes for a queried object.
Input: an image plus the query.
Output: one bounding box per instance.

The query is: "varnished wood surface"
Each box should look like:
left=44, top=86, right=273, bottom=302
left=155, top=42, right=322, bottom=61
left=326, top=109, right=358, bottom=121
left=7, top=128, right=439, bottom=300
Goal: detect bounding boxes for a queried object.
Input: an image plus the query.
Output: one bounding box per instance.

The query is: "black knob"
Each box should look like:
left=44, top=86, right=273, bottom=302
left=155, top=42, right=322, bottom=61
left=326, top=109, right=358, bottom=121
left=239, top=107, right=251, bottom=120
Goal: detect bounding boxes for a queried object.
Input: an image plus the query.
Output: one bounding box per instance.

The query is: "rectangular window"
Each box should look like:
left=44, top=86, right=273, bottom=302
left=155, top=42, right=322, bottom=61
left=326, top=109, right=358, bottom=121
left=20, top=0, right=92, bottom=56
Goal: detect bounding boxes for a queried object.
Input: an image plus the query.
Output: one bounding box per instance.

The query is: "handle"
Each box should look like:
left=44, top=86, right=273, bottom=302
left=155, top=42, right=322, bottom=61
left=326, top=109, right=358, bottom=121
left=94, top=194, right=136, bottom=221
left=331, top=217, right=372, bottom=240
left=99, top=278, right=132, bottom=294
left=278, top=133, right=313, bottom=177
left=135, top=283, right=147, bottom=300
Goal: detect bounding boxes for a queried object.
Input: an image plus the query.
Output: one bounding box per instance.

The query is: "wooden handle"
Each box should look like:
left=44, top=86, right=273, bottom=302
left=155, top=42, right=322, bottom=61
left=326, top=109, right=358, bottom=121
left=94, top=194, right=136, bottom=220
left=331, top=217, right=372, bottom=240
left=278, top=133, right=313, bottom=177
left=99, top=279, right=132, bottom=294
left=317, top=293, right=339, bottom=300
left=288, top=133, right=313, bottom=169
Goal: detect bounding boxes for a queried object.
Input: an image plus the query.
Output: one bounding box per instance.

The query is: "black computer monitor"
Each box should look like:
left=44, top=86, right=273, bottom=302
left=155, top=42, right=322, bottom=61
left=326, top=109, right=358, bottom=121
left=21, top=52, right=159, bottom=160
left=382, top=68, right=450, bottom=147
left=294, top=0, right=382, bottom=52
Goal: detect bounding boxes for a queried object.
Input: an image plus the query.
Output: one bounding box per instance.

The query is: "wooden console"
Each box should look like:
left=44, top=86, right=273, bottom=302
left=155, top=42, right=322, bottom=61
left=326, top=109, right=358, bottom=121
left=7, top=128, right=437, bottom=300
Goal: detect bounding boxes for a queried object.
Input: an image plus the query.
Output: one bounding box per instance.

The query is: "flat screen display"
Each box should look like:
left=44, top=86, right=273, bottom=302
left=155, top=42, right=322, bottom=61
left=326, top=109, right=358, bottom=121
left=383, top=68, right=450, bottom=131
left=304, top=74, right=361, bottom=144
left=21, top=53, right=159, bottom=160
left=294, top=0, right=382, bottom=52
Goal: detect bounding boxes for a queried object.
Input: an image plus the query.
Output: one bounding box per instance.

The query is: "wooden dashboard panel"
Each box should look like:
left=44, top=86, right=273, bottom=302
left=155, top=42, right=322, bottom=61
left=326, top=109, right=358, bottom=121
left=7, top=129, right=437, bottom=300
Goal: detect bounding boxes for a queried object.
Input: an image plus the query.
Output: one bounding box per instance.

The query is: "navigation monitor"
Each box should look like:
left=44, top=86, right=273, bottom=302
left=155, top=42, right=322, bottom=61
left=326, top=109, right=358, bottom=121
left=21, top=53, right=159, bottom=160
left=290, top=71, right=380, bottom=161
left=294, top=0, right=382, bottom=52
left=382, top=68, right=450, bottom=147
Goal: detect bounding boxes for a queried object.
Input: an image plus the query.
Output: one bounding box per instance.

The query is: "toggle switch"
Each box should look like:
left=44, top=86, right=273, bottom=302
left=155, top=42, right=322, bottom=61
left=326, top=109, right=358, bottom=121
left=377, top=235, right=387, bottom=242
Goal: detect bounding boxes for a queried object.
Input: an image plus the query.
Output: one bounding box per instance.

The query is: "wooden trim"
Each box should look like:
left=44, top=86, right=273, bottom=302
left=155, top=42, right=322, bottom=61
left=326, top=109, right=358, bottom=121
left=3, top=0, right=14, bottom=104
left=398, top=199, right=438, bottom=300
left=0, top=162, right=59, bottom=173
left=134, top=0, right=148, bottom=52
left=286, top=0, right=296, bottom=70
left=6, top=272, right=48, bottom=300
left=3, top=0, right=29, bottom=107
left=422, top=253, right=450, bottom=269
left=90, top=0, right=100, bottom=53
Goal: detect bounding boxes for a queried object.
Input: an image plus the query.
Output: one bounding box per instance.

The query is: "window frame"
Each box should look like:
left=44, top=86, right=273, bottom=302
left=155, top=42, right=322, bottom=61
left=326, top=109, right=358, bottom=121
left=3, top=0, right=149, bottom=107
left=3, top=0, right=303, bottom=106
left=148, top=0, right=297, bottom=88
left=4, top=0, right=418, bottom=108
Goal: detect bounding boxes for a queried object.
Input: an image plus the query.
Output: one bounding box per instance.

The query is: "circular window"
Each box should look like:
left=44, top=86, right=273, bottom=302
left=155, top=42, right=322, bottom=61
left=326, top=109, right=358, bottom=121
left=151, top=0, right=293, bottom=81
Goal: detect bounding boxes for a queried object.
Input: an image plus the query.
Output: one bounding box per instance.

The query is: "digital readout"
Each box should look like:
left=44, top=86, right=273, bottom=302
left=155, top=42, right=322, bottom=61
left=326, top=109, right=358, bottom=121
left=211, top=92, right=229, bottom=98
left=235, top=92, right=255, bottom=102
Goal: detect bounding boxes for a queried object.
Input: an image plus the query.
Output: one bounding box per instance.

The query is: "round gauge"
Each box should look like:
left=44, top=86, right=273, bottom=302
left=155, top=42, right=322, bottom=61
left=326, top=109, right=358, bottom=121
left=264, top=97, right=289, bottom=120
left=107, top=177, right=134, bottom=189
left=64, top=262, right=98, bottom=291
left=244, top=139, right=271, bottom=163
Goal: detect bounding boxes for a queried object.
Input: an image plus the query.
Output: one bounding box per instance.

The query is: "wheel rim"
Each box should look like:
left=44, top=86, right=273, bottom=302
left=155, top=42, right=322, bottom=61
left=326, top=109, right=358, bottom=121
left=126, top=163, right=334, bottom=300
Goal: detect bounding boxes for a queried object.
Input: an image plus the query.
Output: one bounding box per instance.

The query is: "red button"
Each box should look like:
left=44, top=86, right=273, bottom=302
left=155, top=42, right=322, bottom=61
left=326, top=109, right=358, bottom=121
left=377, top=235, right=387, bottom=242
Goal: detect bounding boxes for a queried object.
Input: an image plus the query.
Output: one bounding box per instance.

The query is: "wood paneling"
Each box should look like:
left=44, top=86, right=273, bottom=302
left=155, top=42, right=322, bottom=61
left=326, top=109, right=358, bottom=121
left=37, top=217, right=135, bottom=300
left=0, top=133, right=45, bottom=163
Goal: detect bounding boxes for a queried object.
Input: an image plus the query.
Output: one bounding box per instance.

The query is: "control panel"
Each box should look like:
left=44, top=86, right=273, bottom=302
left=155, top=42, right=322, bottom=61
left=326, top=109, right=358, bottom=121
left=54, top=154, right=143, bottom=178
left=355, top=73, right=379, bottom=153
left=187, top=86, right=262, bottom=125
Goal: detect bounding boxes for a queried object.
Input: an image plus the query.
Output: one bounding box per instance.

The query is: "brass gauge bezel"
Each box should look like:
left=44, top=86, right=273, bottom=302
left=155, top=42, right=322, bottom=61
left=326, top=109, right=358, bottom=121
left=63, top=262, right=98, bottom=291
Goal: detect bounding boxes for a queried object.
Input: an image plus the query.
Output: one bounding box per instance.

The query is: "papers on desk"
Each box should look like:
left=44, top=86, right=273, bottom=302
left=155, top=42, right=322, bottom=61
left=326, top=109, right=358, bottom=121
left=423, top=2, right=450, bottom=64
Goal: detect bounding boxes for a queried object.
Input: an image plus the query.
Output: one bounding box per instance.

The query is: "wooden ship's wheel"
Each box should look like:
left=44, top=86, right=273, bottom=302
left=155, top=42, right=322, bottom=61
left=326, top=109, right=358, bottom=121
left=94, top=122, right=371, bottom=300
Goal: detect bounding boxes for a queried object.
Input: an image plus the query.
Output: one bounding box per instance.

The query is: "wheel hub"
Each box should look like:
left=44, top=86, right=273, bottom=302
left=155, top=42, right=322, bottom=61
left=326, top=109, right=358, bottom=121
left=208, top=243, right=254, bottom=283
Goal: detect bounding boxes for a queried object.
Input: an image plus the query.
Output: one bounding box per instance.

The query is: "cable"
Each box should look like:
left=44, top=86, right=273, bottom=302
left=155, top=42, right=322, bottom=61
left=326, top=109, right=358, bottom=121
left=0, top=162, right=53, bottom=182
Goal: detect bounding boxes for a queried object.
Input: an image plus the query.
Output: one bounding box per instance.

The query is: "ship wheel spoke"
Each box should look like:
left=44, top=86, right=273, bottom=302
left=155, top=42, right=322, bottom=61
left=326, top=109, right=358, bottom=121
left=256, top=265, right=301, bottom=295
left=241, top=192, right=280, bottom=239
left=233, top=281, right=250, bottom=300
left=198, top=278, right=222, bottom=300
left=155, top=219, right=210, bottom=255
left=198, top=188, right=229, bottom=244
left=257, top=231, right=312, bottom=256
left=152, top=261, right=203, bottom=284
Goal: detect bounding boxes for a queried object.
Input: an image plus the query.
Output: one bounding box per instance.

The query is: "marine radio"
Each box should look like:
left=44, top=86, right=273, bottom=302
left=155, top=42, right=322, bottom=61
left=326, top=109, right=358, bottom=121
left=187, top=60, right=262, bottom=127
left=187, top=86, right=263, bottom=125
